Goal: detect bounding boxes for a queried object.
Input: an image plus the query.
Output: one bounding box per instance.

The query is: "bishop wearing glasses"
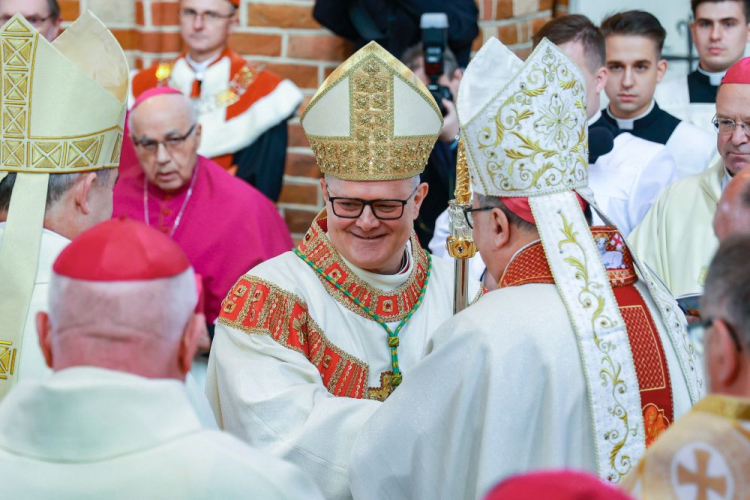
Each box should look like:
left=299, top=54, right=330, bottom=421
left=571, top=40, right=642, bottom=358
left=630, top=57, right=750, bottom=300
left=129, top=0, right=303, bottom=202
left=205, top=42, right=482, bottom=500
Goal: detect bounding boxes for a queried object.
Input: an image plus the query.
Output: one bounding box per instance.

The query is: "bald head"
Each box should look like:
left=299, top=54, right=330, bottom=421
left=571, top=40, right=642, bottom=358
left=714, top=168, right=750, bottom=241
left=129, top=92, right=202, bottom=193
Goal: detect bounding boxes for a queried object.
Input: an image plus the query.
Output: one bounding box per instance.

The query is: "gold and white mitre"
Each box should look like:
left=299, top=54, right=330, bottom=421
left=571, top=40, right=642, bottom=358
left=0, top=13, right=128, bottom=399
left=301, top=41, right=443, bottom=181
left=457, top=38, right=703, bottom=482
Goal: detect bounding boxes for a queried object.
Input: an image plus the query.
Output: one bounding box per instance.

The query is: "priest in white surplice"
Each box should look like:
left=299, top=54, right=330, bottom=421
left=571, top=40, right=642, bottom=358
left=0, top=218, right=323, bottom=499
left=630, top=57, right=750, bottom=300
left=349, top=37, right=704, bottom=500
left=206, top=42, right=481, bottom=500
left=654, top=0, right=750, bottom=133
left=600, top=10, right=716, bottom=180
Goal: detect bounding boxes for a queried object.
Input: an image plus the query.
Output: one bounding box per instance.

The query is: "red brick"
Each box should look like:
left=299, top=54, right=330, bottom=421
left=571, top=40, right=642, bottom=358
left=285, top=153, right=320, bottom=178
left=266, top=63, right=318, bottom=89
left=496, top=0, right=513, bottom=19
left=111, top=29, right=139, bottom=51
left=288, top=35, right=352, bottom=62
left=248, top=4, right=320, bottom=29
left=540, top=0, right=554, bottom=10
left=288, top=124, right=310, bottom=148
left=135, top=1, right=145, bottom=26
left=498, top=24, right=518, bottom=45
left=284, top=208, right=318, bottom=234
left=139, top=31, right=184, bottom=53
left=531, top=17, right=552, bottom=39
left=59, top=0, right=79, bottom=21
left=297, top=95, right=313, bottom=115
left=323, top=65, right=337, bottom=79
left=229, top=32, right=282, bottom=57
left=472, top=28, right=484, bottom=52
left=481, top=0, right=493, bottom=20
left=152, top=2, right=180, bottom=26
left=279, top=182, right=319, bottom=205
left=514, top=46, right=533, bottom=60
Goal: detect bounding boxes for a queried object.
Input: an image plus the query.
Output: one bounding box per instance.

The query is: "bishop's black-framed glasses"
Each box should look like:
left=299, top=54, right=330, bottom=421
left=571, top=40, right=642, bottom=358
left=462, top=206, right=495, bottom=229
left=326, top=185, right=419, bottom=220
left=688, top=317, right=744, bottom=356
left=132, top=124, right=197, bottom=154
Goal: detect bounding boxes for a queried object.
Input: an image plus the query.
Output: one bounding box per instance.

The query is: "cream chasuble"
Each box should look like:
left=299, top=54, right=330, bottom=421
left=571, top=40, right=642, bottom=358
left=623, top=394, right=750, bottom=499
left=206, top=214, right=480, bottom=499
left=0, top=367, right=323, bottom=499
left=629, top=157, right=725, bottom=299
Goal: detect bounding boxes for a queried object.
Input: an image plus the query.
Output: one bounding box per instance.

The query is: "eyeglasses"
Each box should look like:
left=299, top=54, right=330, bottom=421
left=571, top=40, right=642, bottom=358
left=0, top=14, right=53, bottom=27
left=687, top=317, right=743, bottom=356
left=712, top=115, right=750, bottom=136
left=132, top=124, right=197, bottom=154
left=326, top=185, right=419, bottom=220
left=462, top=206, right=495, bottom=229
left=179, top=8, right=235, bottom=23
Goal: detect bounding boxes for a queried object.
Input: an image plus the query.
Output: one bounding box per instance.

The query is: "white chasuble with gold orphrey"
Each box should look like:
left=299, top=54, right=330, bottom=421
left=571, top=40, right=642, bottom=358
left=206, top=214, right=480, bottom=500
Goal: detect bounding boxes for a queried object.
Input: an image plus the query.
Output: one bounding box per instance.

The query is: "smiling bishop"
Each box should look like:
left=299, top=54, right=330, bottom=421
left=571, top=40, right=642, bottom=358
left=205, top=41, right=482, bottom=500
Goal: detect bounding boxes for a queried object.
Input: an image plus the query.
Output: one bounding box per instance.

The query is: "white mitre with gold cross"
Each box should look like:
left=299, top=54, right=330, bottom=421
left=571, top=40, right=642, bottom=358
left=301, top=41, right=443, bottom=181
left=0, top=12, right=128, bottom=399
left=457, top=37, right=703, bottom=483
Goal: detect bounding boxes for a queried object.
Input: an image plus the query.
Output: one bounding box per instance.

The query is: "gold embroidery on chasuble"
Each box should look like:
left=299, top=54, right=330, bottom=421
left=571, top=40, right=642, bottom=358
left=499, top=227, right=675, bottom=447
left=298, top=215, right=431, bottom=323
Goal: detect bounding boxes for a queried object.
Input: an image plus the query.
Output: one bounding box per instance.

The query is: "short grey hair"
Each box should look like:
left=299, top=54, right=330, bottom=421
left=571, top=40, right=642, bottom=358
left=0, top=169, right=114, bottom=213
left=702, top=235, right=750, bottom=350
left=476, top=194, right=537, bottom=232
left=324, top=174, right=421, bottom=192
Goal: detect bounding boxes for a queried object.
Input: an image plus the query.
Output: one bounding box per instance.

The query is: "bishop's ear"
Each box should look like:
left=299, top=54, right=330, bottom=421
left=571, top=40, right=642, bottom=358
left=36, top=312, right=54, bottom=369
left=74, top=172, right=98, bottom=216
left=709, top=319, right=743, bottom=390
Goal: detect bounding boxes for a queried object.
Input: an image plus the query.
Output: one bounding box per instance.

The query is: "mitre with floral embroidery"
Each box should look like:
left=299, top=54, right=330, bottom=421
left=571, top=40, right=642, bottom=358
left=0, top=12, right=128, bottom=400
left=301, top=41, right=443, bottom=181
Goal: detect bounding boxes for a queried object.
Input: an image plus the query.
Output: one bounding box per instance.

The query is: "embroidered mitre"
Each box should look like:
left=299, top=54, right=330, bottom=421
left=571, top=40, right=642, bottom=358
left=458, top=37, right=588, bottom=197
left=0, top=12, right=128, bottom=400
left=301, top=41, right=443, bottom=181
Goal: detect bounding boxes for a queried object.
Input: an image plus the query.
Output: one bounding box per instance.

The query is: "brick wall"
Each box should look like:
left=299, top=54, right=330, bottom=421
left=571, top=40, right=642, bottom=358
left=64, top=0, right=560, bottom=241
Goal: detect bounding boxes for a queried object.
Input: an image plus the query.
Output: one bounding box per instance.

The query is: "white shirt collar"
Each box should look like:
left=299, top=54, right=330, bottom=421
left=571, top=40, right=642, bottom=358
left=697, top=65, right=726, bottom=86
left=588, top=109, right=603, bottom=127
left=606, top=100, right=655, bottom=131
left=185, top=53, right=221, bottom=80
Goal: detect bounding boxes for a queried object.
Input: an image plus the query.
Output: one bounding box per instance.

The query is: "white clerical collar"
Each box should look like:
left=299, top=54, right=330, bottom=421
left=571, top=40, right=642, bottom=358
left=606, top=100, right=655, bottom=131
left=185, top=53, right=221, bottom=80
left=697, top=65, right=726, bottom=86
left=588, top=109, right=603, bottom=127
left=339, top=240, right=413, bottom=292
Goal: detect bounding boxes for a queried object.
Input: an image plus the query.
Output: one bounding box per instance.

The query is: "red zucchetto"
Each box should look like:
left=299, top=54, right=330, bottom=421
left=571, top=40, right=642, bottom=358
left=722, top=57, right=750, bottom=84
left=53, top=217, right=191, bottom=281
left=131, top=86, right=183, bottom=110
left=484, top=470, right=634, bottom=500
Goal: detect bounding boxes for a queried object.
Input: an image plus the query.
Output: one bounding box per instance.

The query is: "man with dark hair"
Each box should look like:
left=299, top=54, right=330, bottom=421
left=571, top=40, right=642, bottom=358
left=601, top=10, right=716, bottom=179
left=533, top=15, right=678, bottom=235
left=622, top=234, right=750, bottom=498
left=401, top=43, right=463, bottom=246
left=0, top=0, right=60, bottom=40
left=130, top=0, right=303, bottom=202
left=655, top=0, right=750, bottom=132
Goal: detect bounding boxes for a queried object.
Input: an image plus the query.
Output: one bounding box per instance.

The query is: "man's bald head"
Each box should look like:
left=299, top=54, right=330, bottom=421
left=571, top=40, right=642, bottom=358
left=36, top=219, right=204, bottom=380
left=714, top=168, right=750, bottom=240
left=129, top=91, right=202, bottom=193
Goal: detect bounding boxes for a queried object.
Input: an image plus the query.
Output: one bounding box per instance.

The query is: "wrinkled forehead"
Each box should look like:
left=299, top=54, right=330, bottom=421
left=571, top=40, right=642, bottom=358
left=326, top=176, right=418, bottom=199
left=0, top=0, right=51, bottom=17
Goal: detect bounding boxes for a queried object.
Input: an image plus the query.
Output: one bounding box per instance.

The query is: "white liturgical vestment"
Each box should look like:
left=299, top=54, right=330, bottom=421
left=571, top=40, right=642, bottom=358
left=0, top=367, right=323, bottom=499
left=350, top=240, right=698, bottom=500
left=629, top=157, right=725, bottom=299
left=206, top=214, right=480, bottom=499
left=588, top=111, right=679, bottom=235
left=0, top=225, right=68, bottom=384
